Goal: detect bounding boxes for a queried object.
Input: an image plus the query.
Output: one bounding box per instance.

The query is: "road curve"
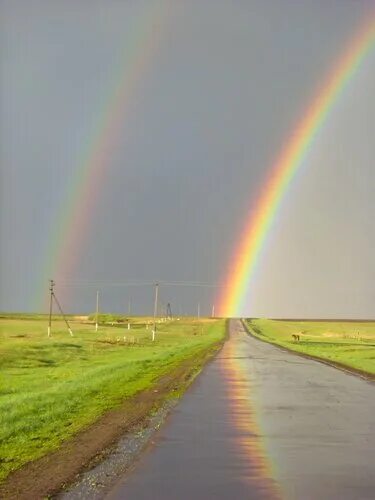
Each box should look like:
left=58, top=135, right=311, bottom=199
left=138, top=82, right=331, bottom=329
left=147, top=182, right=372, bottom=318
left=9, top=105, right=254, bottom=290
left=107, top=319, right=375, bottom=500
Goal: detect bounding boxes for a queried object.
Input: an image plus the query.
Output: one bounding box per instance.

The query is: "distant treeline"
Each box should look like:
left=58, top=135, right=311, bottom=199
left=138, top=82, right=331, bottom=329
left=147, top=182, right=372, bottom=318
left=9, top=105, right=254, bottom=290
left=87, top=313, right=130, bottom=323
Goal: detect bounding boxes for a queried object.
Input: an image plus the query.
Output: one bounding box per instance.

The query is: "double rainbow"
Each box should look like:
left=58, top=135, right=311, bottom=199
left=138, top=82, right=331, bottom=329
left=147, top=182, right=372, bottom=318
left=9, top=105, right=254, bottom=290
left=37, top=2, right=171, bottom=309
left=218, top=16, right=375, bottom=317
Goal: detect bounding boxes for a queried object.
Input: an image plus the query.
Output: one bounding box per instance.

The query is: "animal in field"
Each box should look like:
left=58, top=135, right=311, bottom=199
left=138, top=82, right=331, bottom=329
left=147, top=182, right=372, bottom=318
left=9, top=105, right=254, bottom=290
left=292, top=333, right=300, bottom=342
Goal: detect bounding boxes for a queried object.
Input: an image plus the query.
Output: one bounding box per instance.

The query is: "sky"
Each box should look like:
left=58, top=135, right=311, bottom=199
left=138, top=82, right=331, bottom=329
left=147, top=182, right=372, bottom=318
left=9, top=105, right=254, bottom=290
left=1, top=0, right=374, bottom=318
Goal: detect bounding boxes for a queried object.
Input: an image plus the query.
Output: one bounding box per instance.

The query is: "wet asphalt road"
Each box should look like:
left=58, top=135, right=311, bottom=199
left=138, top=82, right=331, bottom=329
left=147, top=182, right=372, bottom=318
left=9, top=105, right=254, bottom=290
left=107, top=319, right=375, bottom=500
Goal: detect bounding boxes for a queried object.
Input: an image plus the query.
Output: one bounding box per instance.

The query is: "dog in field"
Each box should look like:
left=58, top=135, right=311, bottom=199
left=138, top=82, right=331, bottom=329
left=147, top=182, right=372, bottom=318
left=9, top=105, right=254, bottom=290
left=292, top=333, right=300, bottom=342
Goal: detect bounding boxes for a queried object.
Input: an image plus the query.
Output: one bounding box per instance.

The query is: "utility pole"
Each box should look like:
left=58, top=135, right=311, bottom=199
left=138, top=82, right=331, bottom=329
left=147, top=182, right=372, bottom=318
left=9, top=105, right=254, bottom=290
left=47, top=280, right=73, bottom=336
left=211, top=304, right=215, bottom=318
left=95, top=290, right=99, bottom=332
left=166, top=303, right=172, bottom=319
left=48, top=279, right=55, bottom=337
left=152, top=282, right=159, bottom=341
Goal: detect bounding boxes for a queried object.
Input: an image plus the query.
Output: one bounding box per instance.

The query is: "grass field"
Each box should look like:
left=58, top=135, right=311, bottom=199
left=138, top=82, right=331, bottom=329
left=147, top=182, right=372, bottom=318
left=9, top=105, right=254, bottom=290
left=245, top=318, right=375, bottom=376
left=0, top=315, right=225, bottom=482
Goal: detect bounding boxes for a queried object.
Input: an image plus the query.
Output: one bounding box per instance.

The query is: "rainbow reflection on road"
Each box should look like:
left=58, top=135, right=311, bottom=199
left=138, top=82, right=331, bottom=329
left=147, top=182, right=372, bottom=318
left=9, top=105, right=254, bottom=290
left=219, top=333, right=282, bottom=499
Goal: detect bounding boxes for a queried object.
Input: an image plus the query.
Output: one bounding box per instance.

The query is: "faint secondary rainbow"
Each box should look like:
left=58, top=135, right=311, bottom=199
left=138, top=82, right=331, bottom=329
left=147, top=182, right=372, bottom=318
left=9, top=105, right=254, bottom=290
left=36, top=2, right=171, bottom=310
left=218, top=15, right=375, bottom=317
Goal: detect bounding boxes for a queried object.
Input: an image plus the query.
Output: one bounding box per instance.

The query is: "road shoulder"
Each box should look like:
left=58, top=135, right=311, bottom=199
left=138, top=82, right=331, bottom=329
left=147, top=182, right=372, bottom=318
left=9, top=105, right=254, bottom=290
left=0, top=337, right=225, bottom=500
left=242, top=320, right=375, bottom=382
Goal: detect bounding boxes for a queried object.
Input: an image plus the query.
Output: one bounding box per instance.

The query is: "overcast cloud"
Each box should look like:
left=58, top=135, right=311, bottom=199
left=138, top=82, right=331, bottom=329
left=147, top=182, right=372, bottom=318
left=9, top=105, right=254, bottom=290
left=1, top=0, right=374, bottom=317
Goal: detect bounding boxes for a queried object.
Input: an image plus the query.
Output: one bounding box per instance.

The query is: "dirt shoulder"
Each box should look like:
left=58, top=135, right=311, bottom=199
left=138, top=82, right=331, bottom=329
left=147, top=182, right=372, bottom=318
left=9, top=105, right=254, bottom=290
left=0, top=336, right=226, bottom=500
left=242, top=320, right=375, bottom=382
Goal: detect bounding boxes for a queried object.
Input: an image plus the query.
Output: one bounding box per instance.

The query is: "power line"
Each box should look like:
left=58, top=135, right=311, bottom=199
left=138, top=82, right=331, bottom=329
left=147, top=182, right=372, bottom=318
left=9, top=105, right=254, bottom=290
left=54, top=280, right=222, bottom=289
left=55, top=281, right=155, bottom=288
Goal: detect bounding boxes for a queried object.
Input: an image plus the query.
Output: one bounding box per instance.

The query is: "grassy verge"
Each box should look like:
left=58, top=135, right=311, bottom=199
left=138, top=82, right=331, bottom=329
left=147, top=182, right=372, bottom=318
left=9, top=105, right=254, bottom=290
left=244, top=318, right=375, bottom=377
left=0, top=316, right=225, bottom=482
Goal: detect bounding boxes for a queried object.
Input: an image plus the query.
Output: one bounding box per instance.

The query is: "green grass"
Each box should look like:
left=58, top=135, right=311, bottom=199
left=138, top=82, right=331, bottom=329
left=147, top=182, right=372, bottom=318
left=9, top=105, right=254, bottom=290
left=245, top=318, right=375, bottom=375
left=0, top=316, right=225, bottom=482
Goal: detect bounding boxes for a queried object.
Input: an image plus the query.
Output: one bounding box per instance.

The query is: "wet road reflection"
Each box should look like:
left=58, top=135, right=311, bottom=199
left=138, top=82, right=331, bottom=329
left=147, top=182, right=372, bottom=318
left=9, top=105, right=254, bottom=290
left=107, top=320, right=375, bottom=500
left=219, top=337, right=280, bottom=499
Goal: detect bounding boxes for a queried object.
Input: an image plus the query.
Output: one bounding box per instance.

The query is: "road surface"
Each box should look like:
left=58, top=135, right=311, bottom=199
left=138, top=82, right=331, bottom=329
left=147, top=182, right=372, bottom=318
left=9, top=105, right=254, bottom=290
left=107, top=319, right=375, bottom=500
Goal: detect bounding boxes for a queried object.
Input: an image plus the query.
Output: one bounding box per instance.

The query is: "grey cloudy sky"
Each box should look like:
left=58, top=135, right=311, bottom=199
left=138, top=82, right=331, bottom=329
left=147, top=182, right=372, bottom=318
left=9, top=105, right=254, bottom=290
left=1, top=0, right=374, bottom=317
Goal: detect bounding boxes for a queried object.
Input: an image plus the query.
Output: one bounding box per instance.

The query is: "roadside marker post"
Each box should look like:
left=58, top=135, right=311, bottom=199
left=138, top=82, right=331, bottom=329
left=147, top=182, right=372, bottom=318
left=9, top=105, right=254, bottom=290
left=95, top=290, right=99, bottom=332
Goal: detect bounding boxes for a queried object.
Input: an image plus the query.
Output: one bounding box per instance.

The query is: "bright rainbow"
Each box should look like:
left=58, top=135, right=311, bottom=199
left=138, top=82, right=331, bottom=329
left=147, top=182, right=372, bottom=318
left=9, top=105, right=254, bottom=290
left=218, top=15, right=375, bottom=317
left=36, top=2, right=171, bottom=309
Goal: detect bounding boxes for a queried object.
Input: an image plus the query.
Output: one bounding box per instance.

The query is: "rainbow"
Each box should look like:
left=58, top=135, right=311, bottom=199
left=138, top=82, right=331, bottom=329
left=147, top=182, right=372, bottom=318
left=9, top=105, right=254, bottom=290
left=218, top=15, right=375, bottom=317
left=36, top=2, right=171, bottom=309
